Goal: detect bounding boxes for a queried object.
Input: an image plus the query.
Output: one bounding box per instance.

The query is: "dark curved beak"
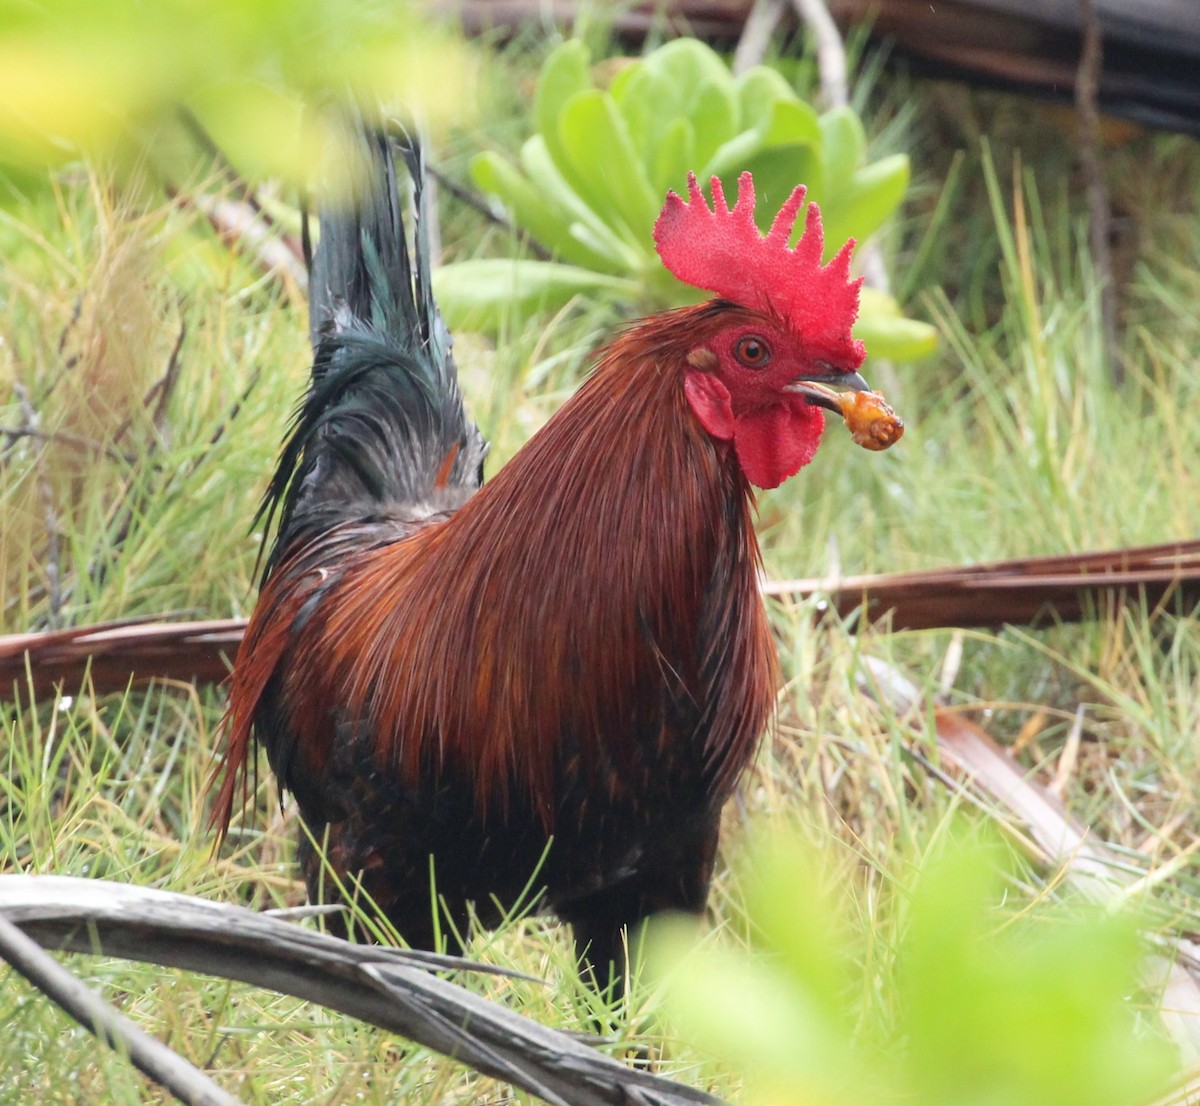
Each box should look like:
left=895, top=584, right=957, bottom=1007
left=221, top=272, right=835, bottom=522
left=785, top=371, right=871, bottom=413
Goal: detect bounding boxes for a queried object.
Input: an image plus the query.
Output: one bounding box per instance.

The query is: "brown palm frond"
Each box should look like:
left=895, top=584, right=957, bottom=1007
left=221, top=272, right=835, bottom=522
left=0, top=617, right=242, bottom=701
left=766, top=539, right=1200, bottom=631
left=3, top=541, right=1198, bottom=702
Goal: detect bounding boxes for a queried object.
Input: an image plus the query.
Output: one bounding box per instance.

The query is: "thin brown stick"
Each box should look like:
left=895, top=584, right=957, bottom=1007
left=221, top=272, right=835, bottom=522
left=0, top=426, right=130, bottom=465
left=427, top=166, right=554, bottom=261
left=177, top=109, right=274, bottom=226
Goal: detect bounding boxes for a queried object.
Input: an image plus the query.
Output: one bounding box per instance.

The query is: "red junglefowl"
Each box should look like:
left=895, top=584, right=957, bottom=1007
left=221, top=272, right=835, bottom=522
left=214, top=123, right=902, bottom=990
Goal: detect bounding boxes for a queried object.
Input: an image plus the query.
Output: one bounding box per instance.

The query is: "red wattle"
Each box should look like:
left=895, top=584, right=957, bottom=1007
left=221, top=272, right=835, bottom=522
left=733, top=397, right=824, bottom=489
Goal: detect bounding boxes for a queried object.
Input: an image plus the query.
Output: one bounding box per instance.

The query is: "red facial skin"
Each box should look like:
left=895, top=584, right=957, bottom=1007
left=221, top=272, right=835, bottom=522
left=681, top=315, right=864, bottom=489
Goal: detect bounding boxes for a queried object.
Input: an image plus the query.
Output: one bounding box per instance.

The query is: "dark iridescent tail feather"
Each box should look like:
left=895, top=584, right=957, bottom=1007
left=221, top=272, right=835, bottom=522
left=257, top=122, right=486, bottom=582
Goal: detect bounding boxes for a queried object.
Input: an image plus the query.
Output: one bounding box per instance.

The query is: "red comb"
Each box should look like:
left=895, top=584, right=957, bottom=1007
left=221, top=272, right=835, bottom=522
left=653, top=171, right=865, bottom=368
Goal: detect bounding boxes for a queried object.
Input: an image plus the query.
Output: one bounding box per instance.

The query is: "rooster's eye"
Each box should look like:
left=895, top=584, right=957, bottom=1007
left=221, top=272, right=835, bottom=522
left=734, top=336, right=771, bottom=369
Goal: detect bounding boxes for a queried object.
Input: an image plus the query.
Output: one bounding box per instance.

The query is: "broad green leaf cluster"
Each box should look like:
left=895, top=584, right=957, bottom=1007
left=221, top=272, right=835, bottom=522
left=435, top=38, right=936, bottom=360
left=650, top=828, right=1176, bottom=1106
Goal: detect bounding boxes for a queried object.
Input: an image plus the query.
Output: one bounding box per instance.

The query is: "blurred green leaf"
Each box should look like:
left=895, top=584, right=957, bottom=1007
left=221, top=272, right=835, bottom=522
left=517, top=136, right=639, bottom=271
left=651, top=117, right=696, bottom=200
left=735, top=66, right=801, bottom=131
left=856, top=288, right=939, bottom=360
left=558, top=91, right=658, bottom=244
left=650, top=825, right=1177, bottom=1106
left=818, top=107, right=867, bottom=192
left=432, top=259, right=637, bottom=332
left=450, top=36, right=933, bottom=360
left=901, top=834, right=1173, bottom=1106
left=820, top=154, right=912, bottom=260
left=0, top=0, right=475, bottom=186
left=470, top=151, right=619, bottom=272
left=853, top=314, right=940, bottom=362
left=534, top=39, right=592, bottom=183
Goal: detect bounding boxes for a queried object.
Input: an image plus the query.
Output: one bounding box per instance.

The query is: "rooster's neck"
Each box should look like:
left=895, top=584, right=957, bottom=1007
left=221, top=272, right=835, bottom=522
left=433, top=312, right=775, bottom=809
left=320, top=308, right=777, bottom=827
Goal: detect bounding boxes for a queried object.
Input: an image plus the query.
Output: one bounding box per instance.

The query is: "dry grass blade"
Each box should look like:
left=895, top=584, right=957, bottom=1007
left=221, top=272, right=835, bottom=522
left=767, top=540, right=1200, bottom=630
left=0, top=912, right=244, bottom=1106
left=860, top=656, right=1200, bottom=1066
left=1, top=875, right=720, bottom=1106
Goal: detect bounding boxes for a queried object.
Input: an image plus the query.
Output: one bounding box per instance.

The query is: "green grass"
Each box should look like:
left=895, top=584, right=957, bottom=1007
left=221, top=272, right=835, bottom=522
left=2, top=40, right=1200, bottom=1105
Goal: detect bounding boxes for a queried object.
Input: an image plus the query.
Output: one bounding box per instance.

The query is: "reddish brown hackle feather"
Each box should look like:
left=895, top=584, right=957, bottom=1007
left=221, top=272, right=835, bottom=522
left=653, top=171, right=865, bottom=369
left=232, top=303, right=778, bottom=834
left=211, top=537, right=347, bottom=836
left=211, top=579, right=305, bottom=836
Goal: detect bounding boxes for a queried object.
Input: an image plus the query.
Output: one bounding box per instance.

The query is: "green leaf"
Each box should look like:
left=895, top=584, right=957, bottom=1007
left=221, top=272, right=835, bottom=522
left=650, top=117, right=695, bottom=200
left=856, top=287, right=938, bottom=361
left=819, top=153, right=910, bottom=258
left=469, top=151, right=623, bottom=273
left=517, top=136, right=640, bottom=271
left=557, top=90, right=659, bottom=244
left=899, top=834, right=1175, bottom=1106
left=690, top=81, right=739, bottom=171
left=432, top=259, right=638, bottom=333
left=534, top=39, right=592, bottom=172
left=818, top=106, right=867, bottom=188
left=639, top=38, right=734, bottom=99
left=0, top=0, right=476, bottom=186
left=464, top=34, right=927, bottom=342
left=702, top=99, right=823, bottom=230
left=758, top=97, right=822, bottom=149
left=648, top=917, right=858, bottom=1103
left=854, top=313, right=939, bottom=362
left=734, top=145, right=825, bottom=232
left=619, top=39, right=737, bottom=173
left=610, top=63, right=655, bottom=163
left=651, top=826, right=1177, bottom=1106
left=735, top=65, right=799, bottom=131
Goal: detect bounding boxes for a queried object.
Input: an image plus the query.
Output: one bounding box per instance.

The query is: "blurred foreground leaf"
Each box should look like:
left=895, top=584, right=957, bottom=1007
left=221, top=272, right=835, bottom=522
left=0, top=0, right=474, bottom=188
left=650, top=827, right=1177, bottom=1106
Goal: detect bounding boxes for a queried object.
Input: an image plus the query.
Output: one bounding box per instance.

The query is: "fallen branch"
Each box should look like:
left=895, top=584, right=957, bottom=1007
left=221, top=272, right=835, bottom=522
left=766, top=539, right=1200, bottom=630
left=0, top=911, right=243, bottom=1106
left=0, top=876, right=717, bottom=1106
left=0, top=617, right=243, bottom=700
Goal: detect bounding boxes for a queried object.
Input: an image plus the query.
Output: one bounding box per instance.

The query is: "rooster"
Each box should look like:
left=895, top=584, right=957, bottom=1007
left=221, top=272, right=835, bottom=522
left=215, top=123, right=900, bottom=990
